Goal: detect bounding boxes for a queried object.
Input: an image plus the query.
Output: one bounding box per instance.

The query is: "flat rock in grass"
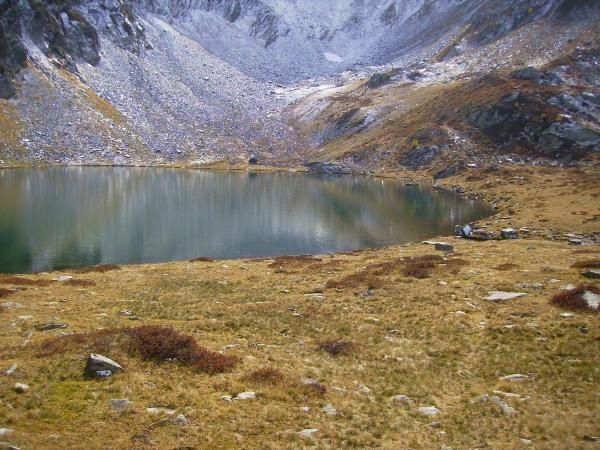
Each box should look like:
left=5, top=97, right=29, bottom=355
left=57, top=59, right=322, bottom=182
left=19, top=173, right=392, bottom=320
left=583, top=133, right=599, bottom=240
left=321, top=404, right=337, bottom=415
left=485, top=291, right=526, bottom=302
left=174, top=414, right=188, bottom=425
left=298, top=428, right=319, bottom=438
left=236, top=391, right=256, bottom=400
left=582, top=291, right=600, bottom=310
left=417, top=406, right=440, bottom=416
left=5, top=363, right=17, bottom=375
left=390, top=395, right=413, bottom=404
left=36, top=322, right=67, bottom=331
left=146, top=407, right=176, bottom=415
left=53, top=275, right=73, bottom=282
left=0, top=428, right=13, bottom=436
left=85, top=353, right=123, bottom=378
left=110, top=399, right=131, bottom=412
left=582, top=269, right=600, bottom=279
left=499, top=374, right=528, bottom=382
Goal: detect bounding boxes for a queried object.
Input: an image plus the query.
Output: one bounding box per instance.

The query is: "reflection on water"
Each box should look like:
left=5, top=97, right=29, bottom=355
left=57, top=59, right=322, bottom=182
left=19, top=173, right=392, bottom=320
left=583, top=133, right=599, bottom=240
left=0, top=167, right=493, bottom=273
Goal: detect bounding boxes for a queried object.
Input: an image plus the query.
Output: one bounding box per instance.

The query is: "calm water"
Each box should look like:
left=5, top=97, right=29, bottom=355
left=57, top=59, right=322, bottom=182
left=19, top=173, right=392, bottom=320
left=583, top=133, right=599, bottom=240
left=0, top=167, right=493, bottom=273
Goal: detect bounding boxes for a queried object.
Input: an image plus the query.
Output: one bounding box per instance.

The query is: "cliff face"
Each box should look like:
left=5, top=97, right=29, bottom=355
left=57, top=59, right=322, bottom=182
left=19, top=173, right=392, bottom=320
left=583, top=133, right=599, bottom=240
left=0, top=0, right=598, bottom=167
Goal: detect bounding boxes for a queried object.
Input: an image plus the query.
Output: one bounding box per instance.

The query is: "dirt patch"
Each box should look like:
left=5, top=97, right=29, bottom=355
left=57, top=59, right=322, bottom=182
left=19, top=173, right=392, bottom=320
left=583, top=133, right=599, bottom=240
left=0, top=276, right=52, bottom=286
left=318, top=339, right=357, bottom=357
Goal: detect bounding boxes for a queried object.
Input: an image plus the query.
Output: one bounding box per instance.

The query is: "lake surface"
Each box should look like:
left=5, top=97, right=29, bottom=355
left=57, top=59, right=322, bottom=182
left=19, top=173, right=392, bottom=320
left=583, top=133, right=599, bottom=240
left=0, top=167, right=493, bottom=273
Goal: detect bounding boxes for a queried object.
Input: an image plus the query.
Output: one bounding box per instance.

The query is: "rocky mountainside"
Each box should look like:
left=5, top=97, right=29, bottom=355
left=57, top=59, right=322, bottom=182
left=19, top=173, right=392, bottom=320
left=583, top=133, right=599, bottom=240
left=0, top=0, right=598, bottom=166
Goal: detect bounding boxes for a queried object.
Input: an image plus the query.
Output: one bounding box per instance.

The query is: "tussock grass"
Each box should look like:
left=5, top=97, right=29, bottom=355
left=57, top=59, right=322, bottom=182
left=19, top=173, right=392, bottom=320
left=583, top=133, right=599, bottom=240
left=318, top=339, right=357, bottom=357
left=242, top=367, right=287, bottom=386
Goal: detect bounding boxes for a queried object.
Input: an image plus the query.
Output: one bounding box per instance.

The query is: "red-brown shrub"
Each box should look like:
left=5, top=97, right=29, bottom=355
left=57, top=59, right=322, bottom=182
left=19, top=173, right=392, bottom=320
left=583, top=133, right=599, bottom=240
left=551, top=285, right=600, bottom=312
left=124, top=326, right=238, bottom=374
left=242, top=367, right=286, bottom=385
left=571, top=259, right=600, bottom=269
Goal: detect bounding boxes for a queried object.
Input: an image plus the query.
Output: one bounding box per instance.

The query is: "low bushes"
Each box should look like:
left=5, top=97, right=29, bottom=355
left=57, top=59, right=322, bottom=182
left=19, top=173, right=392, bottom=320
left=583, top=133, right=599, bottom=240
left=551, top=284, right=599, bottom=312
left=38, top=325, right=238, bottom=374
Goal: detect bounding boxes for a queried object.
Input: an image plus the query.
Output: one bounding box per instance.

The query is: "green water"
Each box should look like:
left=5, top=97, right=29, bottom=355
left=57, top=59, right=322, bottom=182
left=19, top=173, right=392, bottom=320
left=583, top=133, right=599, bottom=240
left=0, top=167, right=493, bottom=273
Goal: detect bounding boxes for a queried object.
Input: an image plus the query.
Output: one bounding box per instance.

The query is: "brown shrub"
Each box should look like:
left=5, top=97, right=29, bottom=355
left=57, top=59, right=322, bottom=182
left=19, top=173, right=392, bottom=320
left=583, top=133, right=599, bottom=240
left=494, top=263, right=520, bottom=271
left=74, top=264, right=122, bottom=274
left=0, top=287, right=14, bottom=298
left=318, top=339, right=357, bottom=357
left=551, top=285, right=600, bottom=312
left=124, top=326, right=238, bottom=374
left=37, top=329, right=117, bottom=357
left=325, top=271, right=383, bottom=290
left=38, top=326, right=238, bottom=374
left=242, top=367, right=286, bottom=386
left=189, top=256, right=214, bottom=262
left=571, top=259, right=600, bottom=269
left=403, top=254, right=444, bottom=279
left=301, top=381, right=327, bottom=397
left=0, top=276, right=52, bottom=286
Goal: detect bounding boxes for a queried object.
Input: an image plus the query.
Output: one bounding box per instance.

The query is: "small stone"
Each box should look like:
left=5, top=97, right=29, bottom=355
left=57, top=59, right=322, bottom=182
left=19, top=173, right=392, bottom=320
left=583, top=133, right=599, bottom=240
left=298, top=428, right=319, bottom=438
left=5, top=363, right=17, bottom=375
left=53, top=275, right=73, bottom=281
left=582, top=290, right=600, bottom=310
left=110, top=399, right=131, bottom=412
left=235, top=391, right=256, bottom=400
left=14, top=383, right=28, bottom=393
left=568, top=238, right=583, bottom=245
left=490, top=395, right=516, bottom=416
left=582, top=269, right=600, bottom=279
left=560, top=312, right=575, bottom=317
left=417, top=406, right=440, bottom=416
left=583, top=435, right=600, bottom=443
left=85, top=353, right=123, bottom=378
left=357, top=384, right=371, bottom=394
left=146, top=407, right=176, bottom=415
left=500, top=228, right=519, bottom=239
left=391, top=395, right=413, bottom=404
left=0, top=428, right=13, bottom=436
left=434, top=242, right=454, bottom=252
left=499, top=374, right=528, bottom=382
left=485, top=291, right=526, bottom=302
left=174, top=414, right=188, bottom=425
left=321, top=403, right=337, bottom=415
left=300, top=406, right=311, bottom=412
left=221, top=395, right=234, bottom=402
left=36, top=322, right=67, bottom=331
left=521, top=438, right=533, bottom=445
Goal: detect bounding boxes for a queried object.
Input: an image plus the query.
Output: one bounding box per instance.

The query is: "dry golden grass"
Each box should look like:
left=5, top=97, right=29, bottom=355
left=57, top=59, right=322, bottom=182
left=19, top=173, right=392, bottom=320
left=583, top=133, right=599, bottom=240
left=1, top=234, right=598, bottom=449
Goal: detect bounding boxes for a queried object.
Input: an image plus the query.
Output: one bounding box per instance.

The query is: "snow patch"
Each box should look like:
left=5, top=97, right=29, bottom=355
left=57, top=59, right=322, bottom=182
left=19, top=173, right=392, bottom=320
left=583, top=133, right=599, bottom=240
left=324, top=52, right=344, bottom=63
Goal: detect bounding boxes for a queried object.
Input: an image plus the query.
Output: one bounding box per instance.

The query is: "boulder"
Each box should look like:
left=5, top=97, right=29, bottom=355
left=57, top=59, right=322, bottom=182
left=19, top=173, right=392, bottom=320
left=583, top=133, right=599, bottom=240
left=582, top=269, right=600, bottom=279
left=85, top=353, right=123, bottom=378
left=470, top=229, right=497, bottom=241
left=417, top=406, right=440, bottom=416
left=36, top=322, right=67, bottom=331
left=434, top=242, right=454, bottom=252
left=500, top=228, right=519, bottom=239
left=248, top=156, right=258, bottom=165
